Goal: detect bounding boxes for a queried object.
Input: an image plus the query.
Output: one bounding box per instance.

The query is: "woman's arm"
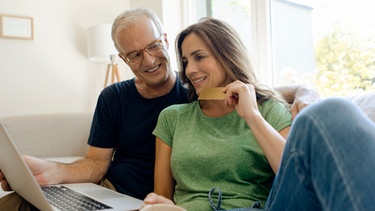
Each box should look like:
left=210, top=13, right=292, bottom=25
left=154, top=137, right=175, bottom=200
left=224, top=81, right=290, bottom=173
left=243, top=114, right=290, bottom=173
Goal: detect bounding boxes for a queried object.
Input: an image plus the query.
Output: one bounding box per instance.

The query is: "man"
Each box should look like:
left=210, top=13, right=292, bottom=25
left=0, top=8, right=318, bottom=210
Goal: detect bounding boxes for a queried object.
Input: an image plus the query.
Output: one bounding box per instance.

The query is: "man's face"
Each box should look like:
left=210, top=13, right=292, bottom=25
left=115, top=17, right=171, bottom=87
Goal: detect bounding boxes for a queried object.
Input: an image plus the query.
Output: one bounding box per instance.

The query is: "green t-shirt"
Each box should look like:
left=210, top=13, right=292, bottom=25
left=153, top=100, right=292, bottom=211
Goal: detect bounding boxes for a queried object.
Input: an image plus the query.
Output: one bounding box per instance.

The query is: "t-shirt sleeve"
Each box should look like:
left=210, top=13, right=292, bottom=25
left=87, top=88, right=118, bottom=148
left=152, top=105, right=178, bottom=147
left=259, top=100, right=292, bottom=132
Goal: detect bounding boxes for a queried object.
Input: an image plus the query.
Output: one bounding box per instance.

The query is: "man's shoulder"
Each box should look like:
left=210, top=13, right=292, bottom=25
left=101, top=78, right=136, bottom=95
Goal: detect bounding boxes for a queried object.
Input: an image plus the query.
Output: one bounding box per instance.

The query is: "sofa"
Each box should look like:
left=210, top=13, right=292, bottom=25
left=345, top=92, right=375, bottom=122
left=0, top=92, right=374, bottom=198
left=0, top=112, right=93, bottom=197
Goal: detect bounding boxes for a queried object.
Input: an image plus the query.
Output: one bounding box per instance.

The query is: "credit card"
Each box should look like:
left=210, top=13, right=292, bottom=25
left=198, top=87, right=225, bottom=100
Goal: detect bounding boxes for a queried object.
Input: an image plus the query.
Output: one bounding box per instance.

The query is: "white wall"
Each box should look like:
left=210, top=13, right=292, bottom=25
left=0, top=0, right=132, bottom=117
left=0, top=0, right=186, bottom=117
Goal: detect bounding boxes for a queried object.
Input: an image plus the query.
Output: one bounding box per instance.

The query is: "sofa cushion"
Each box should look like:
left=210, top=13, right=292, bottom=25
left=345, top=92, right=375, bottom=122
left=0, top=113, right=92, bottom=198
left=0, top=113, right=93, bottom=158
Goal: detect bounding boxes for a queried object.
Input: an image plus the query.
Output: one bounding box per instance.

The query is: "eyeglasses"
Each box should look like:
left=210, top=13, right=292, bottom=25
left=121, top=36, right=164, bottom=64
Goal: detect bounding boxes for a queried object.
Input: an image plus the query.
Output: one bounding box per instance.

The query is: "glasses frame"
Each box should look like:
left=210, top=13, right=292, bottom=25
left=120, top=35, right=164, bottom=65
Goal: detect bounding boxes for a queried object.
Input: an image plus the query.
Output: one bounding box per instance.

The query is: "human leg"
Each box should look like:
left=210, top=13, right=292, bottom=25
left=0, top=192, right=38, bottom=211
left=266, top=98, right=375, bottom=211
left=100, top=178, right=117, bottom=191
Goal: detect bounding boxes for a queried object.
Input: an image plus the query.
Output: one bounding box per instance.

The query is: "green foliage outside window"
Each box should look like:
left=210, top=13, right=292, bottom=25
left=209, top=0, right=375, bottom=97
left=314, top=26, right=375, bottom=97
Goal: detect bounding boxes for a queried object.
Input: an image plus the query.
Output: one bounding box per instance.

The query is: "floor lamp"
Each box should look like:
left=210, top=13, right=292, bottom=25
left=87, top=23, right=121, bottom=88
left=104, top=55, right=121, bottom=88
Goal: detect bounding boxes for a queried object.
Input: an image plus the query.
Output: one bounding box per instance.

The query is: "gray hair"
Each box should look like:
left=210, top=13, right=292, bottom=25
left=111, top=8, right=164, bottom=52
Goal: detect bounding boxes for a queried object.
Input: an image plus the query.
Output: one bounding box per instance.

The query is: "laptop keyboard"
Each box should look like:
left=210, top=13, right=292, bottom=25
left=42, top=185, right=113, bottom=211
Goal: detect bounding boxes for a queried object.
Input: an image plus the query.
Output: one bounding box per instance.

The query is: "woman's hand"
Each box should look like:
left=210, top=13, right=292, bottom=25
left=223, top=80, right=260, bottom=120
left=144, top=192, right=175, bottom=205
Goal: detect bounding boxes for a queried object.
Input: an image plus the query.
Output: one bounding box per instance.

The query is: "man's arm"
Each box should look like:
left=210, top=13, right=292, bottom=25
left=58, top=146, right=113, bottom=184
left=275, top=85, right=320, bottom=119
left=0, top=146, right=113, bottom=191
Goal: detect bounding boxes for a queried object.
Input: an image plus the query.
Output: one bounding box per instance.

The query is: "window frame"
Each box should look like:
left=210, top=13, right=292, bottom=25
left=251, top=0, right=274, bottom=86
left=185, top=0, right=275, bottom=86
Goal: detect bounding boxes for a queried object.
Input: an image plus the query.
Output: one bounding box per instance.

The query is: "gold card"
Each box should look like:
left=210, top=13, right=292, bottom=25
left=198, top=87, right=225, bottom=100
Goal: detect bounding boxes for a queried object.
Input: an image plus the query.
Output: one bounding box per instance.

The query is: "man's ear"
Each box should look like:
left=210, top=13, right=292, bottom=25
left=162, top=33, right=169, bottom=50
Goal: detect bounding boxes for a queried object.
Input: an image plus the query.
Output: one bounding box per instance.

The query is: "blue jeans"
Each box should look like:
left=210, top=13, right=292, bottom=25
left=265, top=98, right=375, bottom=210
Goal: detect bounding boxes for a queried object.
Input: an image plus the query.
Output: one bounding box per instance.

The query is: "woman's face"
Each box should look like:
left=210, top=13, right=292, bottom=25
left=181, top=33, right=231, bottom=95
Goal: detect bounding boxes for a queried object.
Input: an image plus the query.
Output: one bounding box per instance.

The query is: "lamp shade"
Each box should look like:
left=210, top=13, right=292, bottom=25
left=87, top=23, right=118, bottom=63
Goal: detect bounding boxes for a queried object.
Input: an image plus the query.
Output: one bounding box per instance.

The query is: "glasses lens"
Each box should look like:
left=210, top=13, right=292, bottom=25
left=146, top=41, right=163, bottom=55
left=128, top=53, right=142, bottom=64
left=126, top=40, right=163, bottom=64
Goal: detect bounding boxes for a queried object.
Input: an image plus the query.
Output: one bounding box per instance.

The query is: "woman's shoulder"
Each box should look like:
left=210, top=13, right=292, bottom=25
left=162, top=101, right=197, bottom=113
left=159, top=101, right=198, bottom=119
left=259, top=99, right=292, bottom=129
left=259, top=99, right=291, bottom=119
left=259, top=99, right=289, bottom=111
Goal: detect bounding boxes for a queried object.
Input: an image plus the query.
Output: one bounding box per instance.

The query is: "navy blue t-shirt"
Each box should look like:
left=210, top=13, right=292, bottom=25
left=88, top=77, right=188, bottom=199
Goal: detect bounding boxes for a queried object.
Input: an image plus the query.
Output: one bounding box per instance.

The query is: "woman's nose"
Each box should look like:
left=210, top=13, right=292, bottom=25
left=185, top=62, right=197, bottom=76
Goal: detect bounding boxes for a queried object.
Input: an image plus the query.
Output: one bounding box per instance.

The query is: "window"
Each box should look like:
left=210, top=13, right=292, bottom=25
left=197, top=0, right=375, bottom=97
left=270, top=0, right=315, bottom=88
left=310, top=0, right=375, bottom=97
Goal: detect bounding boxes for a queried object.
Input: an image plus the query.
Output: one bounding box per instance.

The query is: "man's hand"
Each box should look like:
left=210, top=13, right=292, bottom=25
left=0, top=155, right=54, bottom=192
left=23, top=155, right=56, bottom=186
left=0, top=170, right=12, bottom=191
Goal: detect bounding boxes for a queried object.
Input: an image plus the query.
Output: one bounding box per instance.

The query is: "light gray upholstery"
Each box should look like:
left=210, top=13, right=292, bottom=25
left=0, top=112, right=93, bottom=198
left=345, top=92, right=375, bottom=123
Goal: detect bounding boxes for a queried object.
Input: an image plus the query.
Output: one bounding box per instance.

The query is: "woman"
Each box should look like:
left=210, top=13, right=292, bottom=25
left=151, top=17, right=292, bottom=210
left=146, top=17, right=375, bottom=211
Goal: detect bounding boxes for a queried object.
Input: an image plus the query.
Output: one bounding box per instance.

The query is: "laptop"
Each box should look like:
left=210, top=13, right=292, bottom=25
left=0, top=123, right=144, bottom=211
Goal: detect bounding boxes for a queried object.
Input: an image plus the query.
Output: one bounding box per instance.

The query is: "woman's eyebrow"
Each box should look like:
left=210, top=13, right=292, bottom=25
left=190, top=49, right=204, bottom=57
